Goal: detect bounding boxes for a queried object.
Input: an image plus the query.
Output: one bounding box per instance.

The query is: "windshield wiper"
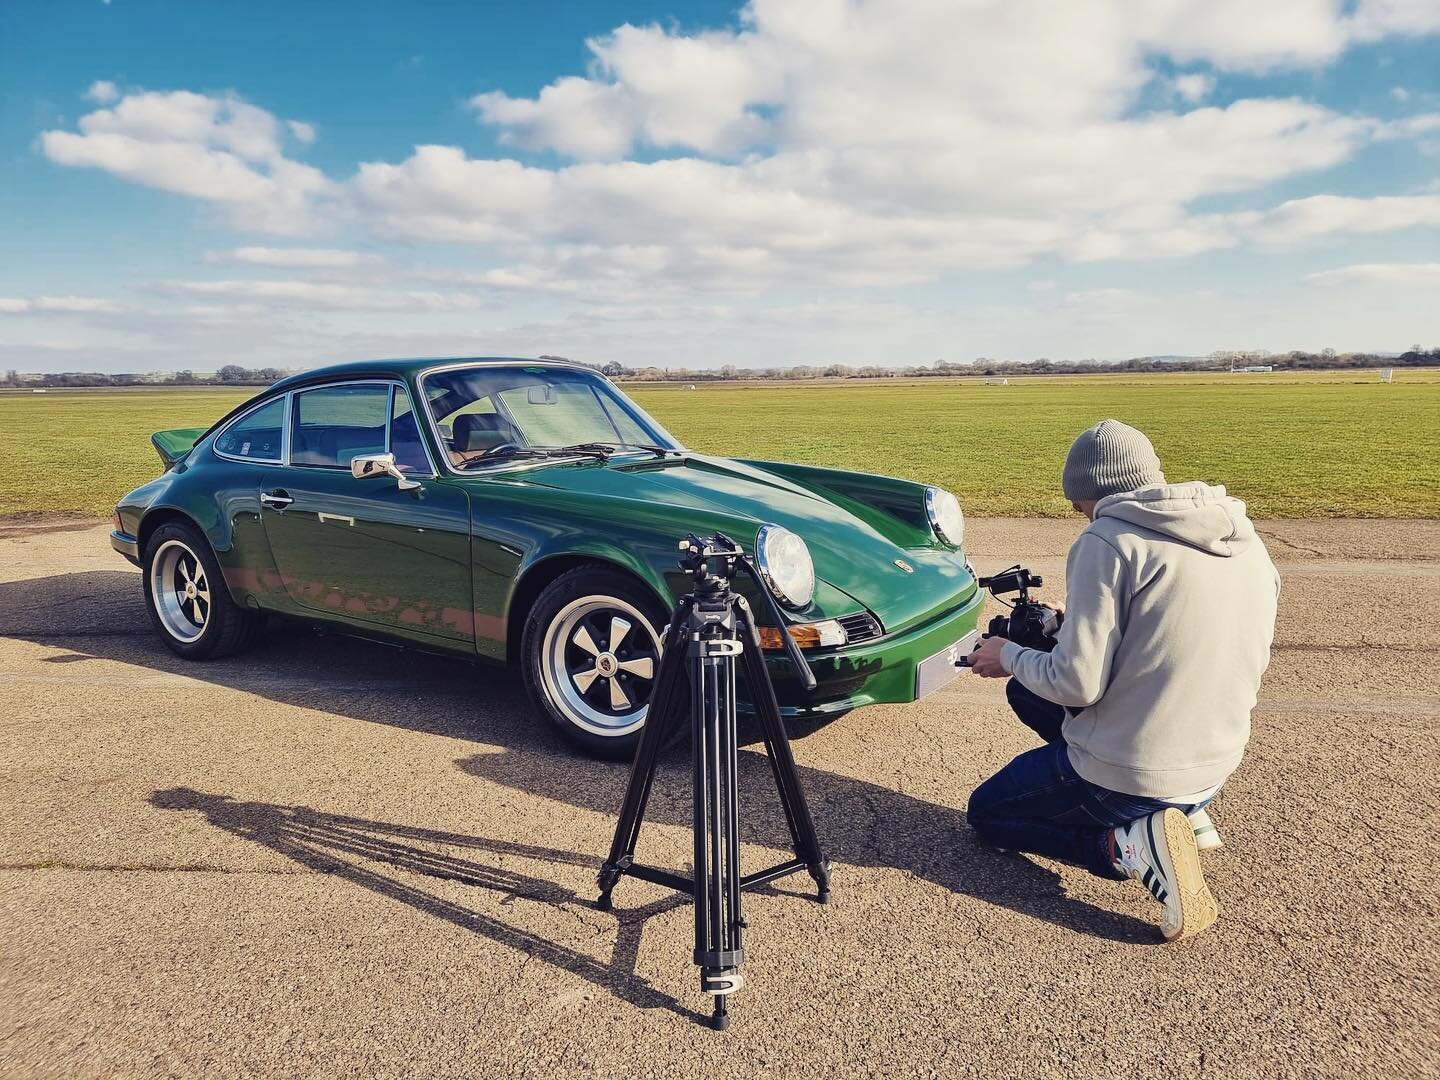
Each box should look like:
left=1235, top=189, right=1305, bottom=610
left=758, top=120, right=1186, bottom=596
left=456, top=442, right=671, bottom=470
left=548, top=443, right=618, bottom=458
left=454, top=446, right=552, bottom=469
left=457, top=444, right=611, bottom=469
left=556, top=441, right=679, bottom=458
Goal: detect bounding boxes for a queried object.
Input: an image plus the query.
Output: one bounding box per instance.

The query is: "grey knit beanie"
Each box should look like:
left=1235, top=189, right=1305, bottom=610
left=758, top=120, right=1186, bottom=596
left=1062, top=419, right=1165, bottom=502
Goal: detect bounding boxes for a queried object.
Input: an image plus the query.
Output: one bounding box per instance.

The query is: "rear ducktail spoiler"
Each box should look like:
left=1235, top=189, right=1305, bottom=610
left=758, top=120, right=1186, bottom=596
left=151, top=427, right=208, bottom=470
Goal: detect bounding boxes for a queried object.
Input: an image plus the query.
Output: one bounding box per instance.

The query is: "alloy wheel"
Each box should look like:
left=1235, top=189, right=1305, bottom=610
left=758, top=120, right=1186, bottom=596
left=540, top=595, right=661, bottom=737
left=150, top=539, right=211, bottom=643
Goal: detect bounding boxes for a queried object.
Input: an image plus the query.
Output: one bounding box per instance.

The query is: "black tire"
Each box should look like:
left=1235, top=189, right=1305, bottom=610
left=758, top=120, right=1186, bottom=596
left=521, top=566, right=672, bottom=759
left=141, top=520, right=265, bottom=659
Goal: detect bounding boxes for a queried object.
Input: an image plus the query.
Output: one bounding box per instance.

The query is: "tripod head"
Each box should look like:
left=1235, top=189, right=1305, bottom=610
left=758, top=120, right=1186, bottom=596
left=678, top=533, right=743, bottom=598
left=677, top=533, right=817, bottom=692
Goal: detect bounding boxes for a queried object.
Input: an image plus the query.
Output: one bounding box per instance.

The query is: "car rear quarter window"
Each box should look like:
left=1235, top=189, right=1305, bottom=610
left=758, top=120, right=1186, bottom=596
left=291, top=384, right=389, bottom=468
left=214, top=398, right=284, bottom=462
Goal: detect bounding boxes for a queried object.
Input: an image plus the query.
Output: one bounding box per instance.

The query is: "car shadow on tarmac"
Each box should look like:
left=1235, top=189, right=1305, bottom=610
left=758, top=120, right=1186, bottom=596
left=148, top=787, right=704, bottom=1022
left=5, top=569, right=1154, bottom=975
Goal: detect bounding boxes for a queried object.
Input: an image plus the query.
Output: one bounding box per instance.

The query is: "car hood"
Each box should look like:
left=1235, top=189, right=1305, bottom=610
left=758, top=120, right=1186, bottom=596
left=519, top=453, right=975, bottom=631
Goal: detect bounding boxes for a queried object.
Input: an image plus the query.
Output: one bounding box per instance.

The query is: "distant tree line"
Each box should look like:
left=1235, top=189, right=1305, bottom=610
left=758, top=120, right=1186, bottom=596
left=602, top=346, right=1440, bottom=382
left=0, top=365, right=289, bottom=388
left=5, top=347, right=1436, bottom=389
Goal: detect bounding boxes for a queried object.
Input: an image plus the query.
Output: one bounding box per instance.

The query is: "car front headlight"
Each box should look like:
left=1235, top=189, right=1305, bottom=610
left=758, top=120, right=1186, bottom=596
left=925, top=486, right=965, bottom=547
left=755, top=524, right=815, bottom=610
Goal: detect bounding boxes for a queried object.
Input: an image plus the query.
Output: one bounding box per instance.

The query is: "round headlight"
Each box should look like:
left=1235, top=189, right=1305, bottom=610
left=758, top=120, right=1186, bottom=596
left=925, top=486, right=965, bottom=547
left=755, top=524, right=815, bottom=610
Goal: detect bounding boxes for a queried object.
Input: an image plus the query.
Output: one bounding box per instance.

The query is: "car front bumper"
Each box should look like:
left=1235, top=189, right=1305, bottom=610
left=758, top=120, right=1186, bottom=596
left=110, top=529, right=141, bottom=565
left=765, top=584, right=986, bottom=716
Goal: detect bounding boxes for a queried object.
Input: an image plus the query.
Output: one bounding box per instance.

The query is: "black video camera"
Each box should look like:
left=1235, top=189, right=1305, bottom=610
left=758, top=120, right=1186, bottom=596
left=979, top=565, right=1063, bottom=652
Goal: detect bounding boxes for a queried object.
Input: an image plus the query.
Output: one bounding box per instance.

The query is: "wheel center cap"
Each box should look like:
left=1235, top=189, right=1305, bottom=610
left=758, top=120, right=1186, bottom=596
left=185, top=584, right=196, bottom=598
left=595, top=653, right=618, bottom=677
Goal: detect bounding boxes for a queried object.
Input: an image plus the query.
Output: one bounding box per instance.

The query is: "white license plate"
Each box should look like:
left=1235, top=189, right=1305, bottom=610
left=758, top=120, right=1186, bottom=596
left=916, top=631, right=980, bottom=699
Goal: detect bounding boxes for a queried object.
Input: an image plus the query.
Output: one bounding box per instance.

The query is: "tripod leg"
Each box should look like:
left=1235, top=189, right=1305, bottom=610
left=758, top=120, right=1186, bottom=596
left=735, top=601, right=833, bottom=904
left=692, top=630, right=712, bottom=971
left=596, top=598, right=693, bottom=909
left=721, top=635, right=743, bottom=956
left=693, top=623, right=746, bottom=1027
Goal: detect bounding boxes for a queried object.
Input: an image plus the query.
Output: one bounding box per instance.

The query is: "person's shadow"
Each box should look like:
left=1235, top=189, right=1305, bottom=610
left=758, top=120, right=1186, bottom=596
left=149, top=788, right=703, bottom=1021
left=458, top=740, right=1156, bottom=944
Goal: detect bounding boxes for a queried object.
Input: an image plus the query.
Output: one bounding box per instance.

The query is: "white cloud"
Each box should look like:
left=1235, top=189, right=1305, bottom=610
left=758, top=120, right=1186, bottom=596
left=472, top=79, right=637, bottom=162
left=470, top=1, right=1427, bottom=165
left=354, top=95, right=1378, bottom=289
left=1243, top=193, right=1440, bottom=244
left=30, top=6, right=1440, bottom=369
left=1171, top=73, right=1216, bottom=103
left=1392, top=86, right=1412, bottom=102
left=41, top=89, right=332, bottom=233
left=0, top=295, right=127, bottom=314
left=350, top=2, right=1440, bottom=296
left=85, top=80, right=119, bottom=104
left=205, top=246, right=377, bottom=268
left=151, top=278, right=490, bottom=313
left=1304, top=261, right=1440, bottom=286
left=471, top=22, right=781, bottom=161
left=1346, top=0, right=1440, bottom=41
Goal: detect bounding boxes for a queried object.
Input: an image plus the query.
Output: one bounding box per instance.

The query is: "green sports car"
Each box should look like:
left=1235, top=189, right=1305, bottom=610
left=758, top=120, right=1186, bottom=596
left=111, top=358, right=983, bottom=757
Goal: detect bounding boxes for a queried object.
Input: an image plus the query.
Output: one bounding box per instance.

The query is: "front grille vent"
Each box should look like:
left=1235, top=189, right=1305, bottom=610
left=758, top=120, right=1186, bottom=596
left=838, top=611, right=883, bottom=644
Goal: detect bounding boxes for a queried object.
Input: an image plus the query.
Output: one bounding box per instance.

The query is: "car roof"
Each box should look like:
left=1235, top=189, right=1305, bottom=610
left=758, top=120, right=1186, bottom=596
left=194, top=358, right=603, bottom=446
left=267, top=356, right=597, bottom=394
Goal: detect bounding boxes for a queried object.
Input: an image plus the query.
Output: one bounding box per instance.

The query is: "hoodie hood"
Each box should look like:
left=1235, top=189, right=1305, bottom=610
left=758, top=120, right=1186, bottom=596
left=1093, top=482, right=1257, bottom=557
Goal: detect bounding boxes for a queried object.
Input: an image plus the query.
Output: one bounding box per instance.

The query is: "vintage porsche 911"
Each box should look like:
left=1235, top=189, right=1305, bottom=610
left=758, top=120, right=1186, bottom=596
left=110, top=358, right=984, bottom=757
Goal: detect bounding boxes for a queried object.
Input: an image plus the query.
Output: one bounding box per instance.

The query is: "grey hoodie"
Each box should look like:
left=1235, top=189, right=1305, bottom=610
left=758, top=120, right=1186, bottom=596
left=1001, top=482, right=1281, bottom=797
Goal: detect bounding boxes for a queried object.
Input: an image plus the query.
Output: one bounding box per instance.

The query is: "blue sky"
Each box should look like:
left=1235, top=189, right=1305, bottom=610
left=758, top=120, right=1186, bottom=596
left=2, top=0, right=1438, bottom=372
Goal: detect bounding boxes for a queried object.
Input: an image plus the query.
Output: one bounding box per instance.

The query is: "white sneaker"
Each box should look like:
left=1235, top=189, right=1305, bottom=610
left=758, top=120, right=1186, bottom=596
left=1189, top=808, right=1223, bottom=851
left=1113, top=808, right=1219, bottom=942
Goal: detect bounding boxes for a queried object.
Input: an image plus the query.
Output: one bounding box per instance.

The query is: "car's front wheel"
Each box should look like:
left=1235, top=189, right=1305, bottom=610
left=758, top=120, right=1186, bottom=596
left=142, top=521, right=264, bottom=659
left=522, top=567, right=669, bottom=759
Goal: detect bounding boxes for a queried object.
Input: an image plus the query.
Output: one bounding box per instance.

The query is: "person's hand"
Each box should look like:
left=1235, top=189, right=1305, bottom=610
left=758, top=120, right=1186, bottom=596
left=967, top=634, right=1010, bottom=678
left=1050, top=599, right=1065, bottom=615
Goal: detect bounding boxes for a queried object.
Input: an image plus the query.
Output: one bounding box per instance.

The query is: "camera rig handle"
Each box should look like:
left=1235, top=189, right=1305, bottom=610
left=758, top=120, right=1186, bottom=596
left=978, top=564, right=1043, bottom=604
left=679, top=533, right=818, bottom=692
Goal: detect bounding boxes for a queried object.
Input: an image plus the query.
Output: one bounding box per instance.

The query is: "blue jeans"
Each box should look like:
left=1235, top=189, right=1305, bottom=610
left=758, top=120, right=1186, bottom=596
left=966, top=680, right=1207, bottom=880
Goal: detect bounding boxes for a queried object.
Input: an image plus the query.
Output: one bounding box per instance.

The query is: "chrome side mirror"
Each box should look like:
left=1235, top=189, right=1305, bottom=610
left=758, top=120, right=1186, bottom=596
left=350, top=452, right=421, bottom=492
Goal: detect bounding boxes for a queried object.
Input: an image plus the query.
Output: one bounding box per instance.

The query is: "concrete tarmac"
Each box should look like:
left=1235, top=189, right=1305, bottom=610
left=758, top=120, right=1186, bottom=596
left=1, top=519, right=1436, bottom=1078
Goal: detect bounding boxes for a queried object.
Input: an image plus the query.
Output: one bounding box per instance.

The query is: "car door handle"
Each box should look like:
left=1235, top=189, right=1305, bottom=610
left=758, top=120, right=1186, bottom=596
left=260, top=490, right=293, bottom=510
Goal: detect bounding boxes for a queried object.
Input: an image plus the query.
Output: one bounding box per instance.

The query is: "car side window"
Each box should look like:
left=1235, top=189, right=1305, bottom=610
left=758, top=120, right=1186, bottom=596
left=290, top=384, right=389, bottom=468
left=389, top=386, right=431, bottom=474
left=214, top=398, right=284, bottom=462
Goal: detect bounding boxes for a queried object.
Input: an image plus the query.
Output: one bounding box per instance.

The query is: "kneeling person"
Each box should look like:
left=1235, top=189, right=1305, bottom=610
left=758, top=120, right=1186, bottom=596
left=966, top=419, right=1279, bottom=941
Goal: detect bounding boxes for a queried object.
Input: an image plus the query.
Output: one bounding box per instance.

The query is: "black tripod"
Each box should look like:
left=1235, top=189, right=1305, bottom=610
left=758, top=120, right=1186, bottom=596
left=596, top=533, right=833, bottom=1030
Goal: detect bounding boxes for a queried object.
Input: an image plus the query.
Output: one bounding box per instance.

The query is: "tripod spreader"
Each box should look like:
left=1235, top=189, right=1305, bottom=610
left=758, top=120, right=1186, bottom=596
left=595, top=533, right=833, bottom=1030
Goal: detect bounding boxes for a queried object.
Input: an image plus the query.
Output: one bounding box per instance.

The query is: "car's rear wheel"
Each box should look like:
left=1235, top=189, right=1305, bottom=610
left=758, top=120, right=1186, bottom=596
left=522, top=567, right=670, bottom=759
left=142, top=521, right=264, bottom=659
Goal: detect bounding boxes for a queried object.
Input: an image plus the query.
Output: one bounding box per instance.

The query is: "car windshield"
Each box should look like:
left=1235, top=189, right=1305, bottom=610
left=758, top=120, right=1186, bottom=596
left=421, top=364, right=679, bottom=469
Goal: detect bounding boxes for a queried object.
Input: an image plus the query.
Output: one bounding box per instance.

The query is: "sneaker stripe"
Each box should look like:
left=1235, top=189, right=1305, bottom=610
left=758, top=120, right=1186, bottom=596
left=1145, top=813, right=1168, bottom=889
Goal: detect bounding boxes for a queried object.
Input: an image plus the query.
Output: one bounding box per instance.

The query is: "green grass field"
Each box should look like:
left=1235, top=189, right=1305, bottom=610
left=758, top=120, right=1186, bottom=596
left=2, top=369, right=1437, bottom=519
